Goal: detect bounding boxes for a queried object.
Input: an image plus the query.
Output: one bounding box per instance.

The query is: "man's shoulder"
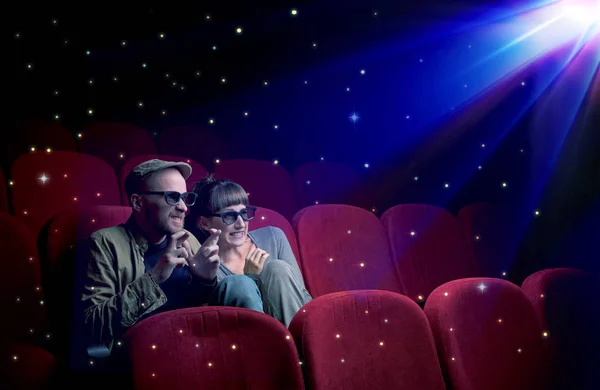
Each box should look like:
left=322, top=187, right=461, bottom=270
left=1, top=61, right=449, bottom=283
left=89, top=224, right=129, bottom=243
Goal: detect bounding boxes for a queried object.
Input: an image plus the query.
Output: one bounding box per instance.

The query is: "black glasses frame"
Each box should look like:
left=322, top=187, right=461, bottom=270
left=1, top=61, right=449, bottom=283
left=210, top=206, right=257, bottom=225
left=140, top=191, right=198, bottom=206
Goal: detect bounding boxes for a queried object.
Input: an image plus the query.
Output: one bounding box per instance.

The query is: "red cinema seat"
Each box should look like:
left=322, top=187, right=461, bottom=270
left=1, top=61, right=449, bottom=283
left=380, top=204, right=478, bottom=302
left=0, top=169, right=8, bottom=213
left=522, top=268, right=600, bottom=390
left=123, top=307, right=304, bottom=390
left=457, top=202, right=519, bottom=279
left=119, top=155, right=208, bottom=205
left=289, top=290, right=446, bottom=390
left=250, top=206, right=301, bottom=263
left=293, top=161, right=373, bottom=209
left=0, top=343, right=58, bottom=390
left=214, top=159, right=299, bottom=221
left=1, top=119, right=77, bottom=170
left=157, top=125, right=228, bottom=170
left=0, top=213, right=47, bottom=343
left=41, top=206, right=132, bottom=359
left=0, top=213, right=57, bottom=389
left=424, top=278, right=550, bottom=390
left=78, top=122, right=157, bottom=171
left=10, top=151, right=122, bottom=236
left=292, top=204, right=402, bottom=298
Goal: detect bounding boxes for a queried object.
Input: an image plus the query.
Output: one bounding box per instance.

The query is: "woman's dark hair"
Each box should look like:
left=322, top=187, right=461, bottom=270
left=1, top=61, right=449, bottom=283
left=185, top=174, right=249, bottom=240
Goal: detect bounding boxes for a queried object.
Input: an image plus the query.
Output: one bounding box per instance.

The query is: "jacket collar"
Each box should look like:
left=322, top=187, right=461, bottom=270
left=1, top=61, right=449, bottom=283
left=124, top=214, right=152, bottom=253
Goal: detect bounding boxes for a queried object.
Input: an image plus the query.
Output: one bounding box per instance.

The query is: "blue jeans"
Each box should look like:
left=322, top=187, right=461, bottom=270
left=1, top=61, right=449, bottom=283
left=211, top=274, right=264, bottom=313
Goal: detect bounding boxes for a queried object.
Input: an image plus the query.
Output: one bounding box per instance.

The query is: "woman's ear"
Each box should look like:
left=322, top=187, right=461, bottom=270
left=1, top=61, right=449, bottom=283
left=131, top=194, right=143, bottom=212
left=198, top=216, right=210, bottom=231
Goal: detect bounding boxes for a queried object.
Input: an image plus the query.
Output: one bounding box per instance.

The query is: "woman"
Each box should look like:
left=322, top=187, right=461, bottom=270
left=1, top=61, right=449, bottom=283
left=185, top=174, right=312, bottom=327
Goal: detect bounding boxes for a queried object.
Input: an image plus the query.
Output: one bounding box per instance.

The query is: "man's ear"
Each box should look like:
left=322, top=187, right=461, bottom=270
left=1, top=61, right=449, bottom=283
left=131, top=194, right=143, bottom=212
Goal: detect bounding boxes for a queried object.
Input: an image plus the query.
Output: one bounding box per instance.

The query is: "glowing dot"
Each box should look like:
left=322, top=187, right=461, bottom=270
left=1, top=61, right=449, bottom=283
left=291, top=8, right=298, bottom=16
left=365, top=310, right=369, bottom=314
left=54, top=90, right=60, bottom=96
left=341, top=358, right=345, bottom=363
left=360, top=69, right=366, bottom=75
left=235, top=27, right=243, bottom=35
left=410, top=230, right=416, bottom=236
left=30, top=147, right=36, bottom=152
left=208, top=118, right=215, bottom=125
left=89, top=360, right=94, bottom=365
left=23, top=210, right=28, bottom=215
left=231, top=344, right=237, bottom=350
left=346, top=87, right=351, bottom=92
left=286, top=335, right=290, bottom=340
left=88, top=108, right=94, bottom=116
left=542, top=331, right=549, bottom=338
left=501, top=181, right=508, bottom=188
left=273, top=159, right=279, bottom=165
left=384, top=319, right=388, bottom=323
left=414, top=176, right=419, bottom=181
left=53, top=114, right=60, bottom=120
left=141, top=303, right=145, bottom=307
left=179, top=329, right=183, bottom=334
left=221, top=77, right=227, bottom=84
left=51, top=19, right=58, bottom=25
left=502, top=272, right=507, bottom=277
left=88, top=79, right=94, bottom=85
left=29, top=328, right=34, bottom=334
left=15, top=32, right=20, bottom=39
left=273, top=125, right=279, bottom=130
left=475, top=235, right=480, bottom=241
left=450, top=328, right=454, bottom=332
left=215, top=159, right=220, bottom=164
left=444, top=182, right=450, bottom=188
left=161, top=110, right=167, bottom=116
left=478, top=165, right=483, bottom=170
left=481, top=143, right=486, bottom=148
left=498, top=318, right=503, bottom=323
left=379, top=341, right=384, bottom=346
left=335, top=334, right=340, bottom=339
left=63, top=173, right=68, bottom=178
left=205, top=14, right=212, bottom=21
left=28, top=257, right=34, bottom=262
left=117, top=341, right=122, bottom=346
left=39, top=300, right=44, bottom=305
left=12, top=355, right=18, bottom=361
left=35, top=286, right=40, bottom=292
left=39, top=174, right=49, bottom=184
left=152, top=345, right=156, bottom=349
left=444, top=292, right=449, bottom=297
left=195, top=344, right=199, bottom=348
left=261, top=216, right=265, bottom=220
left=138, top=101, right=144, bottom=108
left=540, top=294, right=544, bottom=298
left=164, top=73, right=170, bottom=79
left=364, top=163, right=370, bottom=168
left=360, top=263, right=365, bottom=267
left=26, top=63, right=33, bottom=70
left=451, top=357, right=456, bottom=361
left=151, top=373, right=156, bottom=377
left=517, top=348, right=522, bottom=353
left=477, top=283, right=487, bottom=292
left=521, top=81, right=525, bottom=86
left=314, top=201, right=319, bottom=204
left=329, top=258, right=333, bottom=262
left=299, top=361, right=303, bottom=365
left=373, top=10, right=379, bottom=16
left=212, top=45, right=217, bottom=51
left=534, top=209, right=541, bottom=217
left=121, top=40, right=127, bottom=46
left=417, top=295, right=424, bottom=301
left=263, top=80, right=269, bottom=86
left=243, top=112, right=249, bottom=116
left=208, top=362, right=212, bottom=367
left=158, top=32, right=165, bottom=39
left=347, top=230, right=352, bottom=234
left=312, top=42, right=318, bottom=48
left=15, top=296, right=21, bottom=302
left=9, top=181, right=14, bottom=186
left=419, top=58, right=423, bottom=63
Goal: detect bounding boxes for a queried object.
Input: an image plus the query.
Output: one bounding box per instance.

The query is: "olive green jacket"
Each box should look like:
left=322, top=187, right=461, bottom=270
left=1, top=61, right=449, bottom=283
left=80, top=216, right=216, bottom=352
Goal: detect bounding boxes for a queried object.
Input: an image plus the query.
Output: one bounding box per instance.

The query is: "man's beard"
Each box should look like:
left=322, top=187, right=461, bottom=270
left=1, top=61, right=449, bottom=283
left=146, top=208, right=184, bottom=236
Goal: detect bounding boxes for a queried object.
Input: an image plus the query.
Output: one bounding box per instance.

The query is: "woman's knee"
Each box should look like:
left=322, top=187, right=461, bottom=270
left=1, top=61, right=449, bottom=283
left=262, top=260, right=293, bottom=279
left=216, top=275, right=263, bottom=311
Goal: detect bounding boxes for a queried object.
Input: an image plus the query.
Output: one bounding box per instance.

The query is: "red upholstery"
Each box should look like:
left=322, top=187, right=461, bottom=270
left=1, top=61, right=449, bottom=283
left=293, top=161, right=372, bottom=209
left=380, top=204, right=478, bottom=302
left=292, top=205, right=402, bottom=298
left=289, top=290, right=446, bottom=390
left=119, top=154, right=208, bottom=205
left=250, top=206, right=301, bottom=262
left=157, top=125, right=228, bottom=170
left=1, top=119, right=77, bottom=169
left=522, top=268, right=600, bottom=390
left=78, top=122, right=157, bottom=171
left=424, top=278, right=550, bottom=390
left=42, top=206, right=132, bottom=357
left=123, top=307, right=304, bottom=390
left=10, top=151, right=122, bottom=236
left=457, top=203, right=518, bottom=278
left=0, top=343, right=57, bottom=390
left=0, top=213, right=47, bottom=343
left=214, top=159, right=299, bottom=221
left=0, top=168, right=8, bottom=213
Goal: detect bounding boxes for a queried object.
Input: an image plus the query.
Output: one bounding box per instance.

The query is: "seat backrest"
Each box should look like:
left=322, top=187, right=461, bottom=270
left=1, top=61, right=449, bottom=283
left=293, top=161, right=372, bottom=209
left=289, top=290, right=446, bottom=390
left=41, top=206, right=132, bottom=359
left=78, top=122, right=157, bottom=171
left=381, top=204, right=478, bottom=302
left=123, top=307, right=304, bottom=390
left=292, top=205, right=402, bottom=298
left=424, top=278, right=550, bottom=390
left=1, top=119, right=77, bottom=170
left=522, top=268, right=600, bottom=390
left=250, top=206, right=300, bottom=263
left=0, top=213, right=47, bottom=344
left=10, top=151, right=122, bottom=236
left=119, top=154, right=208, bottom=205
left=157, top=125, right=228, bottom=170
left=457, top=202, right=519, bottom=278
left=214, top=159, right=299, bottom=221
left=0, top=168, right=8, bottom=213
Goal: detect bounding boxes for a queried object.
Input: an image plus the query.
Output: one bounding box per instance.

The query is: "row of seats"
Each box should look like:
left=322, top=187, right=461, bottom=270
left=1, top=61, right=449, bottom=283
left=2, top=151, right=372, bottom=233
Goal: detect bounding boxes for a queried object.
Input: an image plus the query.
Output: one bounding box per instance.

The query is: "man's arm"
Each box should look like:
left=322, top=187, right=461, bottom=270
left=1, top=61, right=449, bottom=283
left=81, top=234, right=165, bottom=350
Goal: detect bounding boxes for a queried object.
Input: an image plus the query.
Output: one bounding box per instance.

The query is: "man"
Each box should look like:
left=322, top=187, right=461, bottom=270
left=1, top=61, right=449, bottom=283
left=80, top=159, right=263, bottom=362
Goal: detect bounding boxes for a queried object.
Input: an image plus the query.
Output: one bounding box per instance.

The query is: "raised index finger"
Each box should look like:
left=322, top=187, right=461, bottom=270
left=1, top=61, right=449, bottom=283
left=203, top=228, right=222, bottom=247
left=168, top=230, right=189, bottom=250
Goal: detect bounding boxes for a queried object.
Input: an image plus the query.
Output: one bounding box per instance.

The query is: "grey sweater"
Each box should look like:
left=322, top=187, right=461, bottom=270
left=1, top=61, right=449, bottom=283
left=216, top=226, right=306, bottom=289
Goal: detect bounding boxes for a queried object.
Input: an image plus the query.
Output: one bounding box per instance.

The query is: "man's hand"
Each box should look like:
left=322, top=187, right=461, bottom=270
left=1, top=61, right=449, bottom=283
left=184, top=228, right=221, bottom=281
left=243, top=245, right=269, bottom=275
left=150, top=231, right=190, bottom=284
